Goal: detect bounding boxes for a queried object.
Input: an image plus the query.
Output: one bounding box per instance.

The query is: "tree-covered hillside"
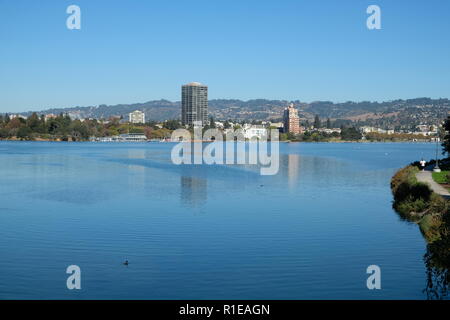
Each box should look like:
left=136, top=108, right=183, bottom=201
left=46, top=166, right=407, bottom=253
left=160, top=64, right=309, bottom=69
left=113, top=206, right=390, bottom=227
left=11, top=97, right=450, bottom=128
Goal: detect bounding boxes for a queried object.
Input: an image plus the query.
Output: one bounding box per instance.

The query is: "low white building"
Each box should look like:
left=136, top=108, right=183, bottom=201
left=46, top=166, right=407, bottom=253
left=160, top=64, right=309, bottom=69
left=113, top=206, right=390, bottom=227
left=92, top=133, right=148, bottom=142
left=317, top=128, right=341, bottom=134
left=269, top=122, right=284, bottom=128
left=222, top=126, right=268, bottom=140
left=9, top=114, right=27, bottom=120
left=360, top=126, right=395, bottom=134
left=243, top=125, right=268, bottom=140
left=214, top=121, right=224, bottom=128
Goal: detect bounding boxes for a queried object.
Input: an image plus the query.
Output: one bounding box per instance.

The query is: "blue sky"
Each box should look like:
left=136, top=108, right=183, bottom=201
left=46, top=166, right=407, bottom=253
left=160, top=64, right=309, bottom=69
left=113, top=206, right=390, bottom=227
left=1, top=0, right=450, bottom=112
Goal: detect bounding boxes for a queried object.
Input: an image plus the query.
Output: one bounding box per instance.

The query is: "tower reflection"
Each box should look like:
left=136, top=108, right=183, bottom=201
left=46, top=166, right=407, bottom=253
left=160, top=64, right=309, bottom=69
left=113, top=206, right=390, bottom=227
left=180, top=176, right=207, bottom=207
left=287, top=153, right=300, bottom=189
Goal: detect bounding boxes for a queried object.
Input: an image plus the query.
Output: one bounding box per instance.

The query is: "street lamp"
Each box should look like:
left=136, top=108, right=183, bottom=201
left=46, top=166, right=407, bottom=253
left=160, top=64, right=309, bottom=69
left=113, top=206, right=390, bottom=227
left=433, top=125, right=441, bottom=172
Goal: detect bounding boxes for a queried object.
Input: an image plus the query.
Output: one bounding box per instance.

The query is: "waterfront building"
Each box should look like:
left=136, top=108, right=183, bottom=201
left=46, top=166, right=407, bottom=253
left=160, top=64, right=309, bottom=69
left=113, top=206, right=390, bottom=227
left=243, top=124, right=268, bottom=140
left=269, top=122, right=284, bottom=129
left=317, top=128, right=342, bottom=134
left=119, top=133, right=147, bottom=142
left=9, top=114, right=27, bottom=120
left=360, top=126, right=395, bottom=135
left=129, top=110, right=145, bottom=124
left=283, top=103, right=301, bottom=134
left=181, top=82, right=208, bottom=126
left=91, top=133, right=148, bottom=142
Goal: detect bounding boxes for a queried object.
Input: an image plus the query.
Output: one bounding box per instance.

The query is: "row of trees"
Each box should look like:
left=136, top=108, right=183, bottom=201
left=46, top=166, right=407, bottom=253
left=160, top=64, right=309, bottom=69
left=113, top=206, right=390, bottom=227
left=279, top=127, right=362, bottom=142
left=0, top=113, right=180, bottom=141
left=310, top=115, right=333, bottom=129
left=0, top=113, right=97, bottom=140
left=365, top=132, right=429, bottom=142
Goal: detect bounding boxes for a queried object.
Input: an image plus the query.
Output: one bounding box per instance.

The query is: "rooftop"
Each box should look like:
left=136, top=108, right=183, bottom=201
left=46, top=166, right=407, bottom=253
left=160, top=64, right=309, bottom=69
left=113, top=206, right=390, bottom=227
left=184, top=82, right=205, bottom=86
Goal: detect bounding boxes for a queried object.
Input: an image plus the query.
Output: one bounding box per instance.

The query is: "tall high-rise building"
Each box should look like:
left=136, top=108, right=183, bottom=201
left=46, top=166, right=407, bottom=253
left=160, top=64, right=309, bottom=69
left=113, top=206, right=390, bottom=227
left=283, top=103, right=301, bottom=134
left=181, top=82, right=208, bottom=126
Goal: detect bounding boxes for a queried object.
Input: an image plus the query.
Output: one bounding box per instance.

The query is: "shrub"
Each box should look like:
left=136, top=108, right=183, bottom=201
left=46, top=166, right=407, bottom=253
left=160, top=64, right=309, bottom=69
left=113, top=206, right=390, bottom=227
left=391, top=165, right=434, bottom=218
left=391, top=166, right=419, bottom=194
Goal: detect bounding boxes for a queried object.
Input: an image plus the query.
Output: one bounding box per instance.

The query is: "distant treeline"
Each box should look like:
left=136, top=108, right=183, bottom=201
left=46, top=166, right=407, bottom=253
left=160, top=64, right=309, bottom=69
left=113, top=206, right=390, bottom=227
left=0, top=113, right=176, bottom=141
left=281, top=127, right=362, bottom=142
left=0, top=112, right=443, bottom=142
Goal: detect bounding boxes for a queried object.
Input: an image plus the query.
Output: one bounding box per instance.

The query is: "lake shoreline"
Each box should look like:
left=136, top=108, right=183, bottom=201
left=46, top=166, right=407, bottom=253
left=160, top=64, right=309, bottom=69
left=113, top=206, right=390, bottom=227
left=391, top=163, right=449, bottom=242
left=0, top=138, right=437, bottom=144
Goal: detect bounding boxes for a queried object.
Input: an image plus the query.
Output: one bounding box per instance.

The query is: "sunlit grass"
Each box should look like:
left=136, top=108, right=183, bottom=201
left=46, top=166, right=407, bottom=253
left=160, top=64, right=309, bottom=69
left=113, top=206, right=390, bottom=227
left=432, top=170, right=450, bottom=184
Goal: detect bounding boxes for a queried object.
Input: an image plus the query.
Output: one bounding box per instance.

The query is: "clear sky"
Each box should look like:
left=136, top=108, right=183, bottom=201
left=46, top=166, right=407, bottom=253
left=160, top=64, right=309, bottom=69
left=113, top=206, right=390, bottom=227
left=1, top=0, right=450, bottom=112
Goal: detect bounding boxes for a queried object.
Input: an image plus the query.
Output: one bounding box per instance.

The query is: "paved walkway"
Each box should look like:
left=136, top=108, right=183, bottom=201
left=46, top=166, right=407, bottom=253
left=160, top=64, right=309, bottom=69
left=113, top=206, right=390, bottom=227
left=416, top=169, right=450, bottom=198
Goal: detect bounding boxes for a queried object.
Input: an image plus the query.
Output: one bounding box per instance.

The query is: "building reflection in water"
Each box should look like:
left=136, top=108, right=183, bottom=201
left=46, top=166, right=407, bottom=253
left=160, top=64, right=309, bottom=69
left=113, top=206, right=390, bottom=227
left=287, top=153, right=300, bottom=189
left=127, top=149, right=146, bottom=189
left=279, top=153, right=301, bottom=190
left=126, top=149, right=146, bottom=171
left=180, top=176, right=207, bottom=207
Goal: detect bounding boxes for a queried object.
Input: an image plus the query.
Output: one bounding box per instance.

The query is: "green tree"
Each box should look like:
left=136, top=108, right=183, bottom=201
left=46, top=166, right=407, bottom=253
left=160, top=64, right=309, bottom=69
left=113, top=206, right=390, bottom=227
left=17, top=126, right=32, bottom=139
left=441, top=117, right=450, bottom=155
left=313, top=115, right=321, bottom=129
left=26, top=113, right=41, bottom=132
left=341, top=127, right=362, bottom=141
left=209, top=117, right=216, bottom=128
left=163, top=119, right=181, bottom=130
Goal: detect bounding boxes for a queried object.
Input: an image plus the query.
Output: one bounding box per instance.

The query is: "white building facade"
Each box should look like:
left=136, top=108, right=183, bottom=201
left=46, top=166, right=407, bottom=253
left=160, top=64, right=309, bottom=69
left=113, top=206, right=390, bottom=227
left=243, top=125, right=268, bottom=140
left=129, top=110, right=145, bottom=124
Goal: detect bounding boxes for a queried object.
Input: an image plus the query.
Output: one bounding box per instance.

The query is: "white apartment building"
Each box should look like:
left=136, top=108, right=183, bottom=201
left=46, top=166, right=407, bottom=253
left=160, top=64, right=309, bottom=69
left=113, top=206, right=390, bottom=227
left=129, top=110, right=145, bottom=124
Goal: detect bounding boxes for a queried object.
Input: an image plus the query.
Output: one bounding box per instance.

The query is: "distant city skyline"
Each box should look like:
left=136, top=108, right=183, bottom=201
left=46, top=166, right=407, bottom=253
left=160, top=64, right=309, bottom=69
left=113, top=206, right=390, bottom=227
left=1, top=0, right=450, bottom=113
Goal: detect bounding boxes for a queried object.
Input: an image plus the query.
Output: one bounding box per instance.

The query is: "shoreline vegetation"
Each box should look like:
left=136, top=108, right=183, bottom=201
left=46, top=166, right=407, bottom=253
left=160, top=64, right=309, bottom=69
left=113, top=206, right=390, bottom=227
left=0, top=138, right=438, bottom=144
left=0, top=112, right=436, bottom=143
left=391, top=163, right=447, bottom=238
left=391, top=161, right=450, bottom=299
left=391, top=114, right=450, bottom=298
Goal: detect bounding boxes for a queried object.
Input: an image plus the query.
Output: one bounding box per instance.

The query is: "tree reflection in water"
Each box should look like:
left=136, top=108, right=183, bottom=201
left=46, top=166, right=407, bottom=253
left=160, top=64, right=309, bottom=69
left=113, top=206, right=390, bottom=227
left=423, top=213, right=450, bottom=300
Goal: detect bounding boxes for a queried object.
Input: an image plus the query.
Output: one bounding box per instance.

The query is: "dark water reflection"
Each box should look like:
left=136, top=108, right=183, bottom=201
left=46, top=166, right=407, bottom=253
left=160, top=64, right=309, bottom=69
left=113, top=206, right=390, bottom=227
left=181, top=176, right=207, bottom=207
left=423, top=215, right=450, bottom=300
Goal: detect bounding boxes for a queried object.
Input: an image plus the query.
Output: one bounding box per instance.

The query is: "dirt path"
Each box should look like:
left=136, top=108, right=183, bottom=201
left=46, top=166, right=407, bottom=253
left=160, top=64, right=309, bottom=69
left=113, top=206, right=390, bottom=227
left=416, top=170, right=450, bottom=198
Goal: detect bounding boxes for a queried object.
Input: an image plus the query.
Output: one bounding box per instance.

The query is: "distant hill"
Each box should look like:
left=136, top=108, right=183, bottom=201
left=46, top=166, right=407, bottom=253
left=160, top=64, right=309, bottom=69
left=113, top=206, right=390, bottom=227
left=26, top=99, right=180, bottom=122
left=17, top=97, right=450, bottom=129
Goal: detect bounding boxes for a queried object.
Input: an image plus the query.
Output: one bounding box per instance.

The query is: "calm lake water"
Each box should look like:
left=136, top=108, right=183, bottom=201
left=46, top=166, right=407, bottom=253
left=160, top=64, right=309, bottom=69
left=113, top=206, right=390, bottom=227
left=0, top=141, right=443, bottom=299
